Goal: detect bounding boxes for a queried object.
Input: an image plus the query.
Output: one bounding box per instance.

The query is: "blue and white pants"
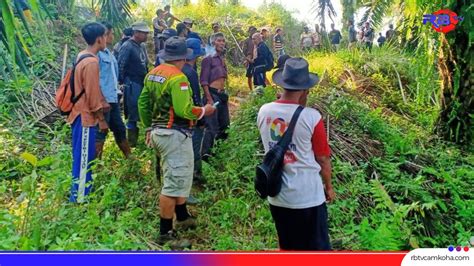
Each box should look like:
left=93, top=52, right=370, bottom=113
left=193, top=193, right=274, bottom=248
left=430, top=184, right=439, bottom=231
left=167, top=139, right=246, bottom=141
left=70, top=116, right=96, bottom=203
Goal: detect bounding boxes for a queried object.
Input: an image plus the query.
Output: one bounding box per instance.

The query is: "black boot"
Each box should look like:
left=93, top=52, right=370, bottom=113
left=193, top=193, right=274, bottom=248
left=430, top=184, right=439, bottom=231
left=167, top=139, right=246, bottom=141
left=116, top=139, right=132, bottom=158
left=95, top=142, right=105, bottom=159
left=127, top=128, right=139, bottom=147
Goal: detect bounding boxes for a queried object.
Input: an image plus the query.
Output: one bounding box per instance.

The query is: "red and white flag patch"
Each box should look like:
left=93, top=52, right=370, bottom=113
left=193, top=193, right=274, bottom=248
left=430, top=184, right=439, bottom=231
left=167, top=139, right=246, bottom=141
left=180, top=82, right=189, bottom=91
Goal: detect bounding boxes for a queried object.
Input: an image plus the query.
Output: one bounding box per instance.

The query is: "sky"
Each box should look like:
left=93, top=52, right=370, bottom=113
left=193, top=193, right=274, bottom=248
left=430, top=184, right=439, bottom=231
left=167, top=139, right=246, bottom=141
left=239, top=0, right=344, bottom=29
left=143, top=0, right=380, bottom=32
left=186, top=0, right=346, bottom=30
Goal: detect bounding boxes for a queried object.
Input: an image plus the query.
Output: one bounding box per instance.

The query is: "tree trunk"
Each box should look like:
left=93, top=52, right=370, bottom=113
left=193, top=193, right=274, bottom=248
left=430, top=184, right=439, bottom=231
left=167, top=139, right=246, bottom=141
left=436, top=1, right=473, bottom=147
left=342, top=0, right=355, bottom=35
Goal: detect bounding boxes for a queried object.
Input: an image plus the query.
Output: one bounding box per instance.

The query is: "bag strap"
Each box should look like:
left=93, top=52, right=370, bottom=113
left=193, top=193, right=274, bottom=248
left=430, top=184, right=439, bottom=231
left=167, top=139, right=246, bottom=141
left=278, top=105, right=304, bottom=149
left=69, top=53, right=95, bottom=103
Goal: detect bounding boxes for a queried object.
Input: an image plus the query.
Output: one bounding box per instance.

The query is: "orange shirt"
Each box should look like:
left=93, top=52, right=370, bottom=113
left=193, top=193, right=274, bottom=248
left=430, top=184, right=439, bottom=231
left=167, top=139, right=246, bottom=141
left=66, top=51, right=109, bottom=127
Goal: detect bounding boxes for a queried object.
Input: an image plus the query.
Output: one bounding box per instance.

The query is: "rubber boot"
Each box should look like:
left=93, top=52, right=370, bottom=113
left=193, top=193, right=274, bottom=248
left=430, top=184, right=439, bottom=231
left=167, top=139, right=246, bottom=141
left=127, top=128, right=139, bottom=148
left=95, top=142, right=105, bottom=159
left=117, top=139, right=132, bottom=159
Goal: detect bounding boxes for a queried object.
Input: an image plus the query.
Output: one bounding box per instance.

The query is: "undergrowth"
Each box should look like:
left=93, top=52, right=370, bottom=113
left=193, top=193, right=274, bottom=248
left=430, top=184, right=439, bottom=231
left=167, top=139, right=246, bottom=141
left=1, top=48, right=472, bottom=251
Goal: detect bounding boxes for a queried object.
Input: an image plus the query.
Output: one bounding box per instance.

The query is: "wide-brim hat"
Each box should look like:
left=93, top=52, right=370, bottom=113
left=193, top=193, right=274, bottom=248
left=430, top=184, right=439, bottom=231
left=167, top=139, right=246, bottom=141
left=132, top=22, right=151, bottom=33
left=272, top=57, right=319, bottom=90
left=158, top=36, right=193, bottom=61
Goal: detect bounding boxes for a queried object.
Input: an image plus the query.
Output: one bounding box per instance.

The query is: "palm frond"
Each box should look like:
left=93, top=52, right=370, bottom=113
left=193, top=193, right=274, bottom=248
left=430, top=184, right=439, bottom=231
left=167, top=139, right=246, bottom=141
left=358, top=0, right=394, bottom=29
left=0, top=0, right=24, bottom=75
left=37, top=0, right=54, bottom=20
left=99, top=0, right=135, bottom=28
left=1, top=0, right=16, bottom=60
left=0, top=0, right=49, bottom=76
left=311, top=0, right=337, bottom=29
left=12, top=0, right=33, bottom=39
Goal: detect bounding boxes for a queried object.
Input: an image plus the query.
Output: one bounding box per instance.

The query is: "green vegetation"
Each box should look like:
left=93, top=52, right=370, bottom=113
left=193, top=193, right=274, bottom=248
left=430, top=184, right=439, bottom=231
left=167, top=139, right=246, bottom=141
left=0, top=0, right=472, bottom=251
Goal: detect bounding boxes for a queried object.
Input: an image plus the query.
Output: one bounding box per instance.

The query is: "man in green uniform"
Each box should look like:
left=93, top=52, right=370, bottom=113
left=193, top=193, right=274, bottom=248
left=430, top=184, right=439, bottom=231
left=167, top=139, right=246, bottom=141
left=138, top=37, right=215, bottom=249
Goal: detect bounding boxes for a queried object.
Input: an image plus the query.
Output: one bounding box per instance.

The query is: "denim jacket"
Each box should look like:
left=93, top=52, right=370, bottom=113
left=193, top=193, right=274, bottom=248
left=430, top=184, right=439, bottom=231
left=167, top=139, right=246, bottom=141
left=98, top=48, right=119, bottom=103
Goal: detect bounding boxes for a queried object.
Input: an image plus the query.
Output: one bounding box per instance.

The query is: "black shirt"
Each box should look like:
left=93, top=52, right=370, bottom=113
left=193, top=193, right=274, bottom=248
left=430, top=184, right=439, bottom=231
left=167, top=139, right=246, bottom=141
left=182, top=63, right=202, bottom=106
left=329, top=30, right=342, bottom=44
left=113, top=37, right=130, bottom=59
left=117, top=39, right=149, bottom=85
left=348, top=26, right=357, bottom=43
left=254, top=42, right=271, bottom=70
left=378, top=36, right=386, bottom=45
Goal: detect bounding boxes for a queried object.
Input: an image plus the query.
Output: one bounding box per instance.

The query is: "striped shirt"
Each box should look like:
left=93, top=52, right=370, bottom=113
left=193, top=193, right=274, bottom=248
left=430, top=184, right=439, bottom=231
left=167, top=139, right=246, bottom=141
left=274, top=34, right=283, bottom=51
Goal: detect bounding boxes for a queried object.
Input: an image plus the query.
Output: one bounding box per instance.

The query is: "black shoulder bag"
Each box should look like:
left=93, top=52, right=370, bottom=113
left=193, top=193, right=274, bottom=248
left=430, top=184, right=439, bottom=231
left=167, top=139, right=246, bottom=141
left=255, top=105, right=304, bottom=199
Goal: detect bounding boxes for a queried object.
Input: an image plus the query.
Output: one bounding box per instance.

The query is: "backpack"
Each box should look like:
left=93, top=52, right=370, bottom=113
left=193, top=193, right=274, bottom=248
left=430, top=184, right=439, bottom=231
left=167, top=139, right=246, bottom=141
left=255, top=106, right=304, bottom=199
left=264, top=45, right=274, bottom=71
left=55, top=54, right=95, bottom=116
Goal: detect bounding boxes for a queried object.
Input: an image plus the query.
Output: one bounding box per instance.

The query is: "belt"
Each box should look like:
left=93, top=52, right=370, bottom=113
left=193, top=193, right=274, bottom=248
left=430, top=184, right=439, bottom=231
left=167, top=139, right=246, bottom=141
left=209, top=87, right=226, bottom=94
left=152, top=125, right=192, bottom=138
left=253, top=65, right=267, bottom=73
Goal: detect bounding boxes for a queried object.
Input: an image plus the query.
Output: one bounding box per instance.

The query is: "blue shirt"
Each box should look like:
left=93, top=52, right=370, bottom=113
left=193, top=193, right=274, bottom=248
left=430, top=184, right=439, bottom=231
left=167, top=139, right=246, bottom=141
left=329, top=30, right=342, bottom=44
left=98, top=48, right=119, bottom=103
left=187, top=31, right=202, bottom=42
left=253, top=42, right=271, bottom=68
left=182, top=63, right=202, bottom=106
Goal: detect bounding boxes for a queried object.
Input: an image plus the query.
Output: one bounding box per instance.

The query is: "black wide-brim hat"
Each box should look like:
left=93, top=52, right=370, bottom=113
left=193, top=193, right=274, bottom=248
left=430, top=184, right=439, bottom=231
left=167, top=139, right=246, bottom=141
left=272, top=57, right=319, bottom=90
left=158, top=36, right=193, bottom=61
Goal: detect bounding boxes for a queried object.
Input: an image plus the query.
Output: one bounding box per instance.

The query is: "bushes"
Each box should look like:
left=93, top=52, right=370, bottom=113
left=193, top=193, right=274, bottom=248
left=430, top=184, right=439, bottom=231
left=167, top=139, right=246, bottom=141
left=133, top=1, right=304, bottom=66
left=0, top=1, right=472, bottom=251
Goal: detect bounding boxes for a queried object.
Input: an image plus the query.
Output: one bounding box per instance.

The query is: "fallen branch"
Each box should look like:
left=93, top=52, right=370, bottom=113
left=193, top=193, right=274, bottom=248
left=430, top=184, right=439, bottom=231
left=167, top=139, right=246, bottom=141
left=392, top=64, right=407, bottom=104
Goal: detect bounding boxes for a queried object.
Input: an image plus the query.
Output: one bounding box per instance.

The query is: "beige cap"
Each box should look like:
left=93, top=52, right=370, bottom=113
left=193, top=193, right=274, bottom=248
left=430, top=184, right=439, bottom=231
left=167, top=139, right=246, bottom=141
left=131, top=22, right=150, bottom=33
left=183, top=18, right=193, bottom=24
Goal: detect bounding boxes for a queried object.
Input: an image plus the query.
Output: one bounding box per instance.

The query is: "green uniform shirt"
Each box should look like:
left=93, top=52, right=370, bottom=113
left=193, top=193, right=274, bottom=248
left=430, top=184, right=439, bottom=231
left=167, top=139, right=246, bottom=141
left=138, top=63, right=204, bottom=129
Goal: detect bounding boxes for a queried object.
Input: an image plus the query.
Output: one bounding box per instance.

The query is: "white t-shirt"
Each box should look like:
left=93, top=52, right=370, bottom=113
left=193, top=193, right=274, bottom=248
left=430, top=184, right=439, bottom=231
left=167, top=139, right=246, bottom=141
left=257, top=101, right=326, bottom=209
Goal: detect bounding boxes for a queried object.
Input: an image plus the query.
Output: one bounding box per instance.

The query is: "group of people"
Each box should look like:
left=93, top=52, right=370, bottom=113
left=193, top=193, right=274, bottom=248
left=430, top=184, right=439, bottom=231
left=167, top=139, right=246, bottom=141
left=301, top=21, right=397, bottom=52
left=65, top=4, right=335, bottom=250
left=153, top=15, right=279, bottom=93
left=241, top=26, right=279, bottom=90
left=67, top=17, right=231, bottom=248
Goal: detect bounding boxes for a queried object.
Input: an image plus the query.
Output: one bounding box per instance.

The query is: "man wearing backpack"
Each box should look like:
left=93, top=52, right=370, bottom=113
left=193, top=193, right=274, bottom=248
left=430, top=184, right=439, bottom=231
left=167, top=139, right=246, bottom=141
left=95, top=22, right=131, bottom=159
left=65, top=22, right=110, bottom=203
left=251, top=32, right=273, bottom=87
left=257, top=58, right=336, bottom=250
